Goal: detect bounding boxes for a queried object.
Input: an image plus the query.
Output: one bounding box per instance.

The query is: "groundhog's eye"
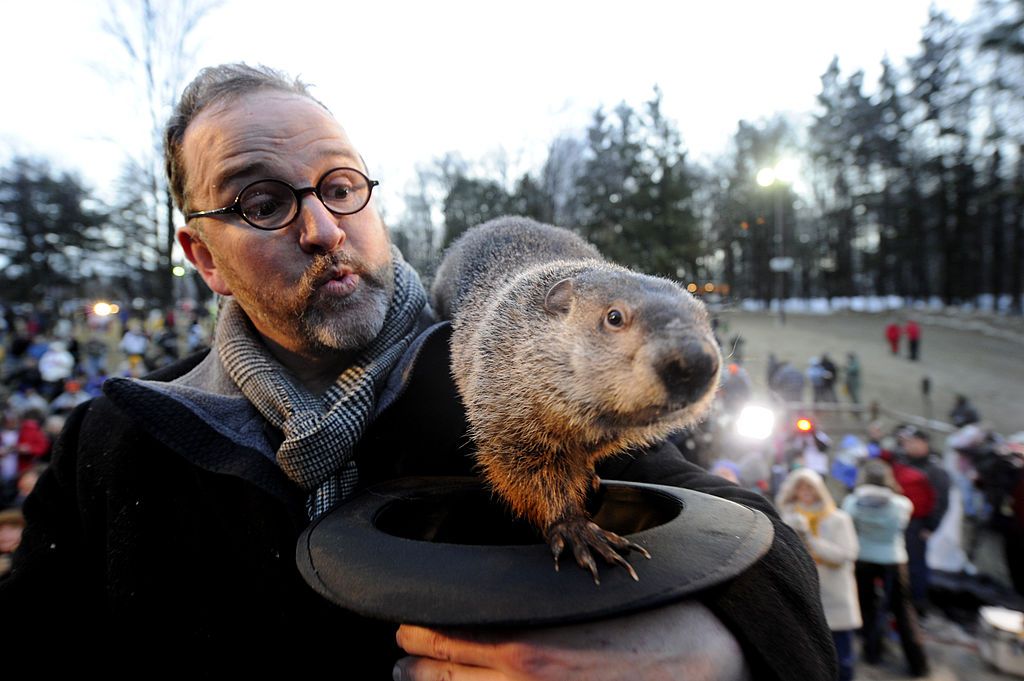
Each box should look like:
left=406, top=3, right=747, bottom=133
left=606, top=309, right=625, bottom=328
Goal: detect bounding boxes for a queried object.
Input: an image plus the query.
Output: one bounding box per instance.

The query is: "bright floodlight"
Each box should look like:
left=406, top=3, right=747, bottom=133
left=172, top=265, right=186, bottom=277
left=93, top=302, right=113, bottom=317
left=756, top=168, right=777, bottom=187
left=736, top=404, right=776, bottom=440
left=774, top=158, right=800, bottom=184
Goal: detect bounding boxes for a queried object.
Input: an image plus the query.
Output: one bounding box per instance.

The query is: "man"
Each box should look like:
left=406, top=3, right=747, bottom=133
left=844, top=352, right=861, bottom=405
left=898, top=428, right=951, bottom=615
left=819, top=354, right=838, bottom=403
left=949, top=394, right=980, bottom=428
left=905, top=319, right=921, bottom=361
left=769, top=358, right=805, bottom=403
left=0, top=64, right=834, bottom=679
left=885, top=320, right=901, bottom=355
left=808, top=356, right=827, bottom=403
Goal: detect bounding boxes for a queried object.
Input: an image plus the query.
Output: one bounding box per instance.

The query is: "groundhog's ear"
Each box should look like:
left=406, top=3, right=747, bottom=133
left=544, top=278, right=575, bottom=315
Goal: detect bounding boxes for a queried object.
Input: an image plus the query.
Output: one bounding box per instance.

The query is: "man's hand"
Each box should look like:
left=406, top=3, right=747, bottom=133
left=393, top=599, right=750, bottom=681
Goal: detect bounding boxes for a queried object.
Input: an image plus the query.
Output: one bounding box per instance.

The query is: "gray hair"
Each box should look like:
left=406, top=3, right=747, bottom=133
left=164, top=63, right=327, bottom=213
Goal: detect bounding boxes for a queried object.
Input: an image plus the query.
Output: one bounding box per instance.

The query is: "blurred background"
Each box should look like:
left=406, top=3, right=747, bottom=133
left=2, top=0, right=1017, bottom=312
left=2, top=2, right=1024, bottom=678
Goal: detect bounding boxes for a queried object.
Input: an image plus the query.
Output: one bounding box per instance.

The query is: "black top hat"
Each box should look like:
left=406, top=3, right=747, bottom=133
left=297, top=477, right=773, bottom=627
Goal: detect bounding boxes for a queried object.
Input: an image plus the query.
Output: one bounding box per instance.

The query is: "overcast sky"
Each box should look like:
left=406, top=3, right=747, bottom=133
left=0, top=0, right=979, bottom=215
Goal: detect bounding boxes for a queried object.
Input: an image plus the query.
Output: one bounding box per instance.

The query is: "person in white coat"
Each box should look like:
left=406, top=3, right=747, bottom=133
left=778, top=468, right=862, bottom=681
left=37, top=341, right=75, bottom=399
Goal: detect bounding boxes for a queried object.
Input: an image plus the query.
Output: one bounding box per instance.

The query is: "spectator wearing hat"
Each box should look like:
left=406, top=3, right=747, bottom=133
left=949, top=394, right=980, bottom=429
left=710, top=460, right=741, bottom=485
left=898, top=428, right=950, bottom=616
left=49, top=379, right=91, bottom=415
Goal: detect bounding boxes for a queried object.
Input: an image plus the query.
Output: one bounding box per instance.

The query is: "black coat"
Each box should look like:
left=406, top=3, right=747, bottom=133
left=0, top=324, right=835, bottom=679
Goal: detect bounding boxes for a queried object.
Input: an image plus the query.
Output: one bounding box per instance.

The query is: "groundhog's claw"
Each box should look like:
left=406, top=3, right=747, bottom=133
left=545, top=518, right=650, bottom=585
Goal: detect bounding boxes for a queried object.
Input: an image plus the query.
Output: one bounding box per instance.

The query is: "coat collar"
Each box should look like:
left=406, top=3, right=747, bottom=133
left=100, top=319, right=453, bottom=516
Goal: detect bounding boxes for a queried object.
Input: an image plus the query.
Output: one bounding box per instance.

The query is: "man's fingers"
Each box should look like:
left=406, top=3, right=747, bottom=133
left=392, top=656, right=507, bottom=681
left=396, top=625, right=551, bottom=678
left=396, top=625, right=504, bottom=667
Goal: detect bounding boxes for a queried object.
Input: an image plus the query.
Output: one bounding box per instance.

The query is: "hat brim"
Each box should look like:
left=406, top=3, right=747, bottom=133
left=297, top=477, right=773, bottom=627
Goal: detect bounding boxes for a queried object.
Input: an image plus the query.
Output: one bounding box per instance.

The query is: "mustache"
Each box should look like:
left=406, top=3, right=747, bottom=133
left=298, top=250, right=389, bottom=295
left=301, top=251, right=361, bottom=289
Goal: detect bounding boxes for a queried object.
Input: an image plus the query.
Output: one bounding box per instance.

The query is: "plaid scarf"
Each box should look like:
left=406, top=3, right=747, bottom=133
left=217, top=249, right=426, bottom=519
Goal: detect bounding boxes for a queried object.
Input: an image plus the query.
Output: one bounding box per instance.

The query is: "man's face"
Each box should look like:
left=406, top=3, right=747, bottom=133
left=178, top=91, right=394, bottom=357
left=904, top=436, right=930, bottom=457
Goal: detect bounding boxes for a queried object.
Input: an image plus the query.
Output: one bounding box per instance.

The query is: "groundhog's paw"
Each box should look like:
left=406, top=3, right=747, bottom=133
left=545, top=518, right=651, bottom=585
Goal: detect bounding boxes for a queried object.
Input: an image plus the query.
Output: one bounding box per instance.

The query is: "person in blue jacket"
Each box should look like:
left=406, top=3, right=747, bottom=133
left=843, top=459, right=929, bottom=677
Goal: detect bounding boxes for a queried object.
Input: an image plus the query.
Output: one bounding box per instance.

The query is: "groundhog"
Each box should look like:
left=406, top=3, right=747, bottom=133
left=431, top=216, right=721, bottom=583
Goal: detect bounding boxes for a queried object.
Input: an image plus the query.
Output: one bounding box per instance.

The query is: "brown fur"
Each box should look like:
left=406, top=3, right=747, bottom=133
left=431, top=216, right=722, bottom=534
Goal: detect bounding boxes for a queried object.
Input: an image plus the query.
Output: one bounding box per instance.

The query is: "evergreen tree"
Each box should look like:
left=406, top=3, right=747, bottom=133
left=0, top=157, right=109, bottom=301
left=575, top=89, right=701, bottom=280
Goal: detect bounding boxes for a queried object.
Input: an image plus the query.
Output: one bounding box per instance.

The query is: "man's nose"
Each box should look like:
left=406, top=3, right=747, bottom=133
left=296, top=194, right=346, bottom=254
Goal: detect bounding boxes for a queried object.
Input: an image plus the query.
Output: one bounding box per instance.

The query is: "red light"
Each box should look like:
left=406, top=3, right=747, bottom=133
left=796, top=418, right=813, bottom=432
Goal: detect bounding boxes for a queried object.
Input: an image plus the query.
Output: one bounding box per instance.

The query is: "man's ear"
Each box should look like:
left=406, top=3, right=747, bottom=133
left=178, top=227, right=232, bottom=296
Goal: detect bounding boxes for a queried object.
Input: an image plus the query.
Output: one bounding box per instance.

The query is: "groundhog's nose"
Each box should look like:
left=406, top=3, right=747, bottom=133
left=658, top=339, right=720, bottom=406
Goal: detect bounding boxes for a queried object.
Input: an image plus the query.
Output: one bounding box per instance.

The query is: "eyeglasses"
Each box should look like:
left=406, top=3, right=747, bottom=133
left=185, top=167, right=379, bottom=231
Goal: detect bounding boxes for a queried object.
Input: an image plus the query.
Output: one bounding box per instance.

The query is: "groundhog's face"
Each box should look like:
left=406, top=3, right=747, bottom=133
left=547, top=269, right=721, bottom=436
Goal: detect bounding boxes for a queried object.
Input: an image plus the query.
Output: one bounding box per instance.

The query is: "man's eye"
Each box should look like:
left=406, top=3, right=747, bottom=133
left=252, top=198, right=284, bottom=218
left=241, top=191, right=289, bottom=220
left=324, top=185, right=351, bottom=200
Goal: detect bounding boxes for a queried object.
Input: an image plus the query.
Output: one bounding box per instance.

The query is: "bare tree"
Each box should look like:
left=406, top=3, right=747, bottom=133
left=101, top=0, right=218, bottom=303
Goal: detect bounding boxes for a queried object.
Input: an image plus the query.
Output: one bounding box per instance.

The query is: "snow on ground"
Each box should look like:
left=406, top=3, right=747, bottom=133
left=716, top=308, right=1023, bottom=439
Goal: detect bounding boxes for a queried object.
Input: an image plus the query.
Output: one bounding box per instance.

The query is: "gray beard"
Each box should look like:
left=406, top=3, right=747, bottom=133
left=300, top=260, right=395, bottom=351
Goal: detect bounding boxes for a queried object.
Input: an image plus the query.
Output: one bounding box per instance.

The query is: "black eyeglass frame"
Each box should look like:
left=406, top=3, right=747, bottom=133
left=184, top=166, right=380, bottom=231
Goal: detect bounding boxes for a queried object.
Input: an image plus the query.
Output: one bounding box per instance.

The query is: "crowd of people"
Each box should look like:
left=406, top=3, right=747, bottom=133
left=0, top=302, right=214, bottom=571
left=7, top=293, right=1020, bottom=676
left=765, top=351, right=862, bottom=406
left=754, top=411, right=1024, bottom=679
left=708, top=339, right=1023, bottom=679
left=4, top=296, right=1020, bottom=678
left=773, top=426, right=941, bottom=678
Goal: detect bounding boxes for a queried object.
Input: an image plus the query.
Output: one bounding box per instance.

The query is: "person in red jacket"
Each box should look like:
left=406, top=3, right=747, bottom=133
left=905, top=320, right=921, bottom=361
left=14, top=412, right=50, bottom=475
left=879, top=448, right=936, bottom=521
left=885, top=322, right=901, bottom=355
